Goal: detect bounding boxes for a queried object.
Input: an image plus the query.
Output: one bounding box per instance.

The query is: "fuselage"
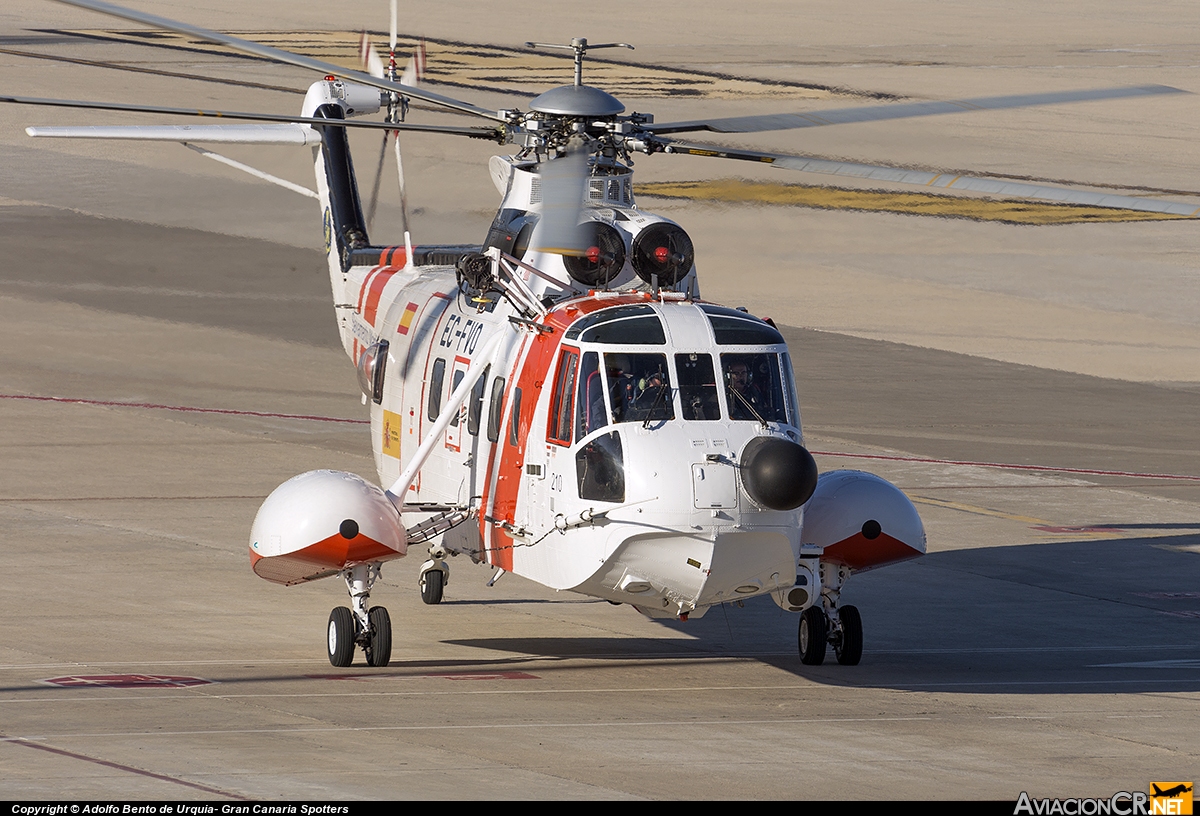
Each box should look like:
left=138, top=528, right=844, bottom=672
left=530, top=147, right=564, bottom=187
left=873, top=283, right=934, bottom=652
left=347, top=251, right=810, bottom=618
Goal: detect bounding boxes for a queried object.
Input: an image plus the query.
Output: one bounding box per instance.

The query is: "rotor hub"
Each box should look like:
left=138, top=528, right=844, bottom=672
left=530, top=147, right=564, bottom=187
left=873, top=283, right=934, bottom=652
left=529, top=85, right=625, bottom=118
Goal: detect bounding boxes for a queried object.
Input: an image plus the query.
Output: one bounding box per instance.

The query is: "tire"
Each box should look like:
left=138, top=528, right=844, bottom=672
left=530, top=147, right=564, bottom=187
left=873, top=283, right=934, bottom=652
left=835, top=605, right=863, bottom=666
left=420, top=569, right=444, bottom=605
left=366, top=606, right=392, bottom=667
left=327, top=607, right=355, bottom=667
left=798, top=606, right=827, bottom=666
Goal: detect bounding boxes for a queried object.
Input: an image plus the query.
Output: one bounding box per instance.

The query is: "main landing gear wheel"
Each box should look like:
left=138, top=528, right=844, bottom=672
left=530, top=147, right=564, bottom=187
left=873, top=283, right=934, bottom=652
left=420, top=569, right=444, bottom=605
left=365, top=606, right=392, bottom=667
left=327, top=606, right=355, bottom=667
left=799, top=606, right=827, bottom=666
left=835, top=604, right=863, bottom=666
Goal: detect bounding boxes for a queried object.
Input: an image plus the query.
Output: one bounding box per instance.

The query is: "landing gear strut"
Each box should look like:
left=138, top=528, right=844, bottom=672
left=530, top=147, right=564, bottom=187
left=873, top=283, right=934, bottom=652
left=326, top=562, right=392, bottom=667
left=797, top=562, right=864, bottom=666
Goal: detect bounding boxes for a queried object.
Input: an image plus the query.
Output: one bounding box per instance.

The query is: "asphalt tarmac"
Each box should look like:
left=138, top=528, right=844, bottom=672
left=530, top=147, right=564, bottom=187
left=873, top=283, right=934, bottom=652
left=1, top=0, right=1198, bottom=802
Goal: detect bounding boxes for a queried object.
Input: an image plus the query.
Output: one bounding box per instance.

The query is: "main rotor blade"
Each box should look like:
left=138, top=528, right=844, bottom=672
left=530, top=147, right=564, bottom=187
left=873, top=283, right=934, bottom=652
left=51, top=0, right=505, bottom=123
left=531, top=144, right=589, bottom=255
left=395, top=130, right=410, bottom=236
left=660, top=140, right=1200, bottom=217
left=2, top=94, right=502, bottom=139
left=646, top=85, right=1189, bottom=135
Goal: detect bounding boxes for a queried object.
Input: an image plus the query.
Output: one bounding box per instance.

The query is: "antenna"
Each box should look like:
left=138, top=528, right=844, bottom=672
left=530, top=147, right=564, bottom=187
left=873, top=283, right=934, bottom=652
left=525, top=38, right=634, bottom=87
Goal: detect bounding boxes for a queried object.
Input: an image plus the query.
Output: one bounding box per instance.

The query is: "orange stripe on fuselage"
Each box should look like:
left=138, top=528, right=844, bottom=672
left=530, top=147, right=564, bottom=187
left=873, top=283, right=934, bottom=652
left=354, top=266, right=384, bottom=362
left=353, top=251, right=412, bottom=359
left=479, top=293, right=655, bottom=571
left=363, top=269, right=398, bottom=328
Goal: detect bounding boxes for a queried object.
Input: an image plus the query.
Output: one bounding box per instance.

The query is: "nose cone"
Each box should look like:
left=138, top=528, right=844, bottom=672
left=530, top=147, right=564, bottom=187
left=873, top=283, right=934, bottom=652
left=739, top=437, right=819, bottom=511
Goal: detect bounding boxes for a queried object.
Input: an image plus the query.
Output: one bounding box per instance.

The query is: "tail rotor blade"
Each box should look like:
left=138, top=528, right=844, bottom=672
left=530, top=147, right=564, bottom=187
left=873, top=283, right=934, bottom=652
left=365, top=131, right=390, bottom=230
left=390, top=0, right=398, bottom=53
left=359, top=32, right=385, bottom=79
left=402, top=39, right=426, bottom=87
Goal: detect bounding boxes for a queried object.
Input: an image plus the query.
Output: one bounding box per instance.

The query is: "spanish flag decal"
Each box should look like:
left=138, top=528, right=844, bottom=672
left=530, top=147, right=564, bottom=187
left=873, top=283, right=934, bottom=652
left=397, top=302, right=419, bottom=335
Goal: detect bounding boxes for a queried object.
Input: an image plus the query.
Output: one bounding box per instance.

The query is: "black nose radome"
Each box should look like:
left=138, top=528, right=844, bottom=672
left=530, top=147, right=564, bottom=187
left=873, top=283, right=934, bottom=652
left=739, top=437, right=819, bottom=511
left=339, top=519, right=359, bottom=540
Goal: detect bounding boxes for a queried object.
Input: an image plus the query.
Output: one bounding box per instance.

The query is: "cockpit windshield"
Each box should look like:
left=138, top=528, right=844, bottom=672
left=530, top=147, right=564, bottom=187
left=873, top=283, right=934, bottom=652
left=604, top=352, right=675, bottom=424
left=721, top=353, right=789, bottom=423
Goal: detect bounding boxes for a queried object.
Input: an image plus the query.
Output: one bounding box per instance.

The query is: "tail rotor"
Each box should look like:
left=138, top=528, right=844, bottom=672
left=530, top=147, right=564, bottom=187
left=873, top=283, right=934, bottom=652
left=361, top=0, right=423, bottom=235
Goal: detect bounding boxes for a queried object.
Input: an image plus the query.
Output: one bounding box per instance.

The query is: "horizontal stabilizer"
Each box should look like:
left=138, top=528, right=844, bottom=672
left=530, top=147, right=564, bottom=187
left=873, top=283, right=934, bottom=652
left=25, top=123, right=321, bottom=145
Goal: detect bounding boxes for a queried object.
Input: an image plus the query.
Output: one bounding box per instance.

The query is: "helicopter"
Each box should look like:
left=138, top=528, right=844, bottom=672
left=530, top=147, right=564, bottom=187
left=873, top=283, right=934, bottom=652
left=9, top=0, right=1191, bottom=670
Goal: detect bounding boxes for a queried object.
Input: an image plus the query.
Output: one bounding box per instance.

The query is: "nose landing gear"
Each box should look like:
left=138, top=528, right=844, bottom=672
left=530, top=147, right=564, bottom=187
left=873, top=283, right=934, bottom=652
left=326, top=562, right=392, bottom=667
left=798, top=562, right=863, bottom=666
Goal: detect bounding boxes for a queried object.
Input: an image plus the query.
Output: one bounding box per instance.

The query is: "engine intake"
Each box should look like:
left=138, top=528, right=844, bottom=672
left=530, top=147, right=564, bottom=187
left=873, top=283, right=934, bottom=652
left=631, top=222, right=694, bottom=286
left=564, top=221, right=627, bottom=287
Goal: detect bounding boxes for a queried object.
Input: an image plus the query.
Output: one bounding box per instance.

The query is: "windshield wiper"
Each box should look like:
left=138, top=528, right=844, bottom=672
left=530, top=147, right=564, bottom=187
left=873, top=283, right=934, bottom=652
left=642, top=380, right=670, bottom=429
left=728, top=387, right=769, bottom=429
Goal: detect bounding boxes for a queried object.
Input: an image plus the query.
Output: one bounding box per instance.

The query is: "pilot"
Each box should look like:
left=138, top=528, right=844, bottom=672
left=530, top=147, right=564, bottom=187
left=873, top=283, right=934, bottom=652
left=606, top=356, right=636, bottom=422
left=633, top=370, right=667, bottom=415
left=726, top=359, right=765, bottom=417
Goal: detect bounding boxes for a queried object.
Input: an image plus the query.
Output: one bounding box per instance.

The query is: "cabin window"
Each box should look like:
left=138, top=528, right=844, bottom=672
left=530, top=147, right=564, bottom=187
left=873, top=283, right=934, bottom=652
left=575, top=351, right=607, bottom=440
left=486, top=376, right=505, bottom=442
left=676, top=353, right=720, bottom=420
left=548, top=348, right=579, bottom=447
left=575, top=430, right=624, bottom=503
left=721, top=353, right=789, bottom=423
left=467, top=365, right=490, bottom=436
left=448, top=367, right=466, bottom=426
left=508, top=387, right=523, bottom=446
left=427, top=357, right=446, bottom=421
left=604, top=352, right=674, bottom=424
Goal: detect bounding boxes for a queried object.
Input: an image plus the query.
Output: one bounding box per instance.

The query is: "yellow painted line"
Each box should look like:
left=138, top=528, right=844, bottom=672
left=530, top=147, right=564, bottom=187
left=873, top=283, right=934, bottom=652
left=636, top=179, right=1191, bottom=225
left=909, top=496, right=1052, bottom=525
left=71, top=29, right=830, bottom=101
left=910, top=496, right=1124, bottom=539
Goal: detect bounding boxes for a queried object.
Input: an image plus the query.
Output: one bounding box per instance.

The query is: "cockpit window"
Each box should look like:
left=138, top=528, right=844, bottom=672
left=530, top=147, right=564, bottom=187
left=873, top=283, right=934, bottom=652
left=548, top=348, right=579, bottom=447
left=576, top=430, right=624, bottom=503
left=700, top=304, right=785, bottom=345
left=722, top=353, right=789, bottom=423
left=576, top=351, right=608, bottom=439
left=565, top=305, right=666, bottom=345
left=676, top=353, right=721, bottom=420
left=604, top=352, right=674, bottom=424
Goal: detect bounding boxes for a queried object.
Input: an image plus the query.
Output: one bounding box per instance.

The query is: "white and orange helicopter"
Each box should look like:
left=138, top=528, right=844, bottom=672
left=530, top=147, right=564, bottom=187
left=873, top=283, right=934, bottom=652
left=10, top=0, right=1192, bottom=669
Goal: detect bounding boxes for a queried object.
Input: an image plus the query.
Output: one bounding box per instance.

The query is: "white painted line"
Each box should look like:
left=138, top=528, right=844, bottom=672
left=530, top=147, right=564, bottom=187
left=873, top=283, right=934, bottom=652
left=2, top=715, right=937, bottom=742
left=1090, top=659, right=1200, bottom=668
